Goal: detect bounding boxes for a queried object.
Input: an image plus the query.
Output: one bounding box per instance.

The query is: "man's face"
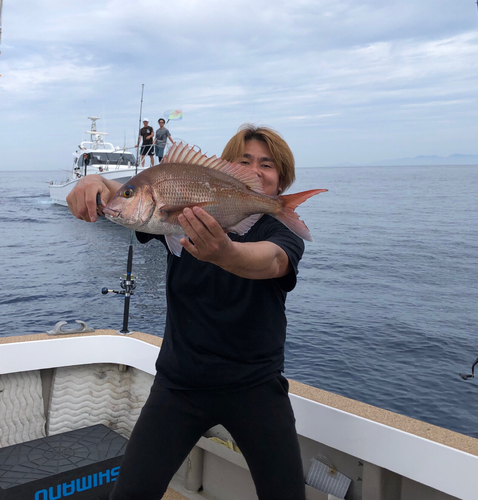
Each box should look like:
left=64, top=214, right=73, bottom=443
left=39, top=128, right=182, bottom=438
left=159, top=120, right=165, bottom=128
left=143, top=120, right=149, bottom=126
left=234, top=139, right=281, bottom=196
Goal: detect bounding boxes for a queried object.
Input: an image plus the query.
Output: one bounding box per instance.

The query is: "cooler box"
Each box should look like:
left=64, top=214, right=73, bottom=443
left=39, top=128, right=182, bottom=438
left=0, top=425, right=127, bottom=500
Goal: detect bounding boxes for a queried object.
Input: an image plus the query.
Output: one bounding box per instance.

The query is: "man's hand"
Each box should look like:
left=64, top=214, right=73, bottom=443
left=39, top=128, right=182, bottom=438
left=66, top=175, right=120, bottom=222
left=178, top=207, right=290, bottom=279
left=178, top=207, right=232, bottom=263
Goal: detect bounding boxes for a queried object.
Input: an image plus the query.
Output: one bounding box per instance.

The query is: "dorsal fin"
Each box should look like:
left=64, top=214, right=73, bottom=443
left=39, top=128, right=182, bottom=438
left=163, top=142, right=264, bottom=194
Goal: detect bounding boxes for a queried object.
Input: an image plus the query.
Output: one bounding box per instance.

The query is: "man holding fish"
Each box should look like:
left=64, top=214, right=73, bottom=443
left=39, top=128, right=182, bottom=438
left=66, top=124, right=326, bottom=500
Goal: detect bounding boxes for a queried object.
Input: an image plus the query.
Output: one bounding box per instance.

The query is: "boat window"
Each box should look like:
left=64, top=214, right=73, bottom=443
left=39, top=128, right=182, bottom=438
left=89, top=153, right=136, bottom=165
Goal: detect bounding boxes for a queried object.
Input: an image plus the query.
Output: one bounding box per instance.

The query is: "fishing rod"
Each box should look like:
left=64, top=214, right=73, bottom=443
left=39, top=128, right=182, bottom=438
left=98, top=194, right=136, bottom=335
left=136, top=84, right=145, bottom=174
left=97, top=84, right=145, bottom=334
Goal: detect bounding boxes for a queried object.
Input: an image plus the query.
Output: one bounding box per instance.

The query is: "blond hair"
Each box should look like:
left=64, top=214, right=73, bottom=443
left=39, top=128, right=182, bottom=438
left=221, top=124, right=295, bottom=192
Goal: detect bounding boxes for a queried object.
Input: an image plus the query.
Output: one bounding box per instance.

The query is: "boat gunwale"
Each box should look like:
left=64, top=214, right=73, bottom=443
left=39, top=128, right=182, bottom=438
left=1, top=331, right=477, bottom=500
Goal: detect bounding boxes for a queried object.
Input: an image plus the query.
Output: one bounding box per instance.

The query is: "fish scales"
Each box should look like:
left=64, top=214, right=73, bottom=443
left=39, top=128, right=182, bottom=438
left=136, top=162, right=280, bottom=233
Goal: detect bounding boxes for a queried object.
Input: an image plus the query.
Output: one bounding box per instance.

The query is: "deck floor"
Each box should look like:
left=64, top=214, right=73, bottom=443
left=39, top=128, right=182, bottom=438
left=163, top=487, right=189, bottom=499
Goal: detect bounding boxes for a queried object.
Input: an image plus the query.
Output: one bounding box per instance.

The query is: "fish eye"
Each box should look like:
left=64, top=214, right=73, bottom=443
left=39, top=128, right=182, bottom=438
left=122, top=186, right=134, bottom=198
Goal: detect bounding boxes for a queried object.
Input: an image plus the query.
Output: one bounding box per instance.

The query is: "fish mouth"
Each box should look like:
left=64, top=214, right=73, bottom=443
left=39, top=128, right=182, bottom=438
left=103, top=198, right=146, bottom=227
left=103, top=207, right=120, bottom=219
left=103, top=207, right=130, bottom=224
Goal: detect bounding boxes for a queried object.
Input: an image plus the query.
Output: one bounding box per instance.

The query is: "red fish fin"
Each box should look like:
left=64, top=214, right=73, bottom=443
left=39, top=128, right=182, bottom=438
left=162, top=142, right=264, bottom=194
left=274, top=189, right=328, bottom=241
left=165, top=234, right=184, bottom=257
left=227, top=214, right=262, bottom=235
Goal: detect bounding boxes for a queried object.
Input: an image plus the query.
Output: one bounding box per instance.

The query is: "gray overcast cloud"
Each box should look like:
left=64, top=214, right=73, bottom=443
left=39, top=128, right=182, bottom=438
left=1, top=0, right=477, bottom=170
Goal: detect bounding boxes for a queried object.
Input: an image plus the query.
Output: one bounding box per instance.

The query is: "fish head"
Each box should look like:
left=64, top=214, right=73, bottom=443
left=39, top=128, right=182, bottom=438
left=104, top=182, right=156, bottom=230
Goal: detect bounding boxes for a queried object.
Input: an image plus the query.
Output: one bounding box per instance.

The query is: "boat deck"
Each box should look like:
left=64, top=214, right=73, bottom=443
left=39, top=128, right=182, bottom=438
left=1, top=330, right=478, bottom=500
left=164, top=488, right=188, bottom=499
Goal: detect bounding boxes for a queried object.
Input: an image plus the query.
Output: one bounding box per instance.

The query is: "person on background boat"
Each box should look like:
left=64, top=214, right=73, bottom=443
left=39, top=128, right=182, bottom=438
left=66, top=124, right=307, bottom=500
left=155, top=118, right=174, bottom=163
left=136, top=118, right=155, bottom=168
left=82, top=152, right=91, bottom=168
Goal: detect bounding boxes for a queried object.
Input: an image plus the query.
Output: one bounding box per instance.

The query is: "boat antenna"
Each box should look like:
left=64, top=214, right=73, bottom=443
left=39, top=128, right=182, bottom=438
left=99, top=194, right=136, bottom=335
left=136, top=84, right=145, bottom=173
left=459, top=358, right=478, bottom=380
left=86, top=116, right=108, bottom=151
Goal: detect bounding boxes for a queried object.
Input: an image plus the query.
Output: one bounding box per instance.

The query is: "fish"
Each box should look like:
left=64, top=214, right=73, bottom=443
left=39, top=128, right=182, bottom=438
left=103, top=142, right=327, bottom=256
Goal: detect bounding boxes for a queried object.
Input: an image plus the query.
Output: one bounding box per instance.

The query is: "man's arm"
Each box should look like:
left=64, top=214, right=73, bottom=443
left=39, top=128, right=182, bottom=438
left=66, top=175, right=122, bottom=222
left=178, top=207, right=291, bottom=279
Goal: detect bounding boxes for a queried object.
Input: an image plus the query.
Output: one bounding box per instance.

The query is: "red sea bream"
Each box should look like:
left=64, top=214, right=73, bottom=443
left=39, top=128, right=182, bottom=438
left=103, top=143, right=327, bottom=256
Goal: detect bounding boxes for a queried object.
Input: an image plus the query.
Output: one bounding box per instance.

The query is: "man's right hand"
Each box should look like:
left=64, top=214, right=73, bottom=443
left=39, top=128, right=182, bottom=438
left=66, top=175, right=120, bottom=222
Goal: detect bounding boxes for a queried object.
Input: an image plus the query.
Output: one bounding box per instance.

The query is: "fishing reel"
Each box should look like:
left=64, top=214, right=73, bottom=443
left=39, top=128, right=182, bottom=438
left=101, top=273, right=137, bottom=296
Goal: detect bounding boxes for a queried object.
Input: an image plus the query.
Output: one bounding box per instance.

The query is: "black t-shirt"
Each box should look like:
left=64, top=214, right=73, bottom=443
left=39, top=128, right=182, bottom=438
left=137, top=215, right=304, bottom=391
left=140, top=126, right=154, bottom=145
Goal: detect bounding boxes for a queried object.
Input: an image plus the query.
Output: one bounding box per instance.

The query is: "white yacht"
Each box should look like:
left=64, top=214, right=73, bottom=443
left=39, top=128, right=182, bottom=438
left=49, top=117, right=147, bottom=206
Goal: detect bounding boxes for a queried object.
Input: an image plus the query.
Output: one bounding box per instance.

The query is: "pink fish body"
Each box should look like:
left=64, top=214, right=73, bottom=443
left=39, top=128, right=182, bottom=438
left=104, top=143, right=327, bottom=256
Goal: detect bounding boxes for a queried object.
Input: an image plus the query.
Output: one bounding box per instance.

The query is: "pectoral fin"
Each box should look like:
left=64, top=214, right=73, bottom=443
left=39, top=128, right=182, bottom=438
left=165, top=234, right=184, bottom=257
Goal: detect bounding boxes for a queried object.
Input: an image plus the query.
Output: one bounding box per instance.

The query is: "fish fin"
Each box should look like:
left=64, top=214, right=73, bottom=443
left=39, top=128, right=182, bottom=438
left=227, top=214, right=262, bottom=235
left=274, top=189, right=328, bottom=241
left=162, top=142, right=264, bottom=194
left=165, top=234, right=184, bottom=257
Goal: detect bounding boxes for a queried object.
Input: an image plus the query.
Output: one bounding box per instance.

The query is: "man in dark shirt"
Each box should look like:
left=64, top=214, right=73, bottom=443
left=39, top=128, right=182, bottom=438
left=66, top=125, right=307, bottom=500
left=136, top=118, right=155, bottom=167
left=155, top=118, right=174, bottom=163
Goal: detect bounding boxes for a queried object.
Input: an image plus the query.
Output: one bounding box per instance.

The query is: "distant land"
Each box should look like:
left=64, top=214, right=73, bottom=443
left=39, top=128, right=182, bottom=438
left=332, top=154, right=478, bottom=167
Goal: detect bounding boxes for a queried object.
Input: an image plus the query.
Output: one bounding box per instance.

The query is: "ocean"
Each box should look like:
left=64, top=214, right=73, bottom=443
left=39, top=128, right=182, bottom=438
left=1, top=165, right=477, bottom=439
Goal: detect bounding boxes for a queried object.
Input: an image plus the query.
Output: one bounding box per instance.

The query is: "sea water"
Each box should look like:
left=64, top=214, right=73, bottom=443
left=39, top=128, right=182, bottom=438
left=1, top=166, right=477, bottom=438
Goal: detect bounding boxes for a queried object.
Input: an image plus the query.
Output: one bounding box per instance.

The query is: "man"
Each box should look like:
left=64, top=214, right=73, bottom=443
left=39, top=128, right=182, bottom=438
left=136, top=118, right=155, bottom=167
left=82, top=152, right=90, bottom=167
left=66, top=125, right=307, bottom=500
left=155, top=118, right=174, bottom=163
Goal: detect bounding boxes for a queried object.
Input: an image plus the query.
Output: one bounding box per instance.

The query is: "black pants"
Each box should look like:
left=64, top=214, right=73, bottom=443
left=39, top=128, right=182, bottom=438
left=110, top=375, right=306, bottom=500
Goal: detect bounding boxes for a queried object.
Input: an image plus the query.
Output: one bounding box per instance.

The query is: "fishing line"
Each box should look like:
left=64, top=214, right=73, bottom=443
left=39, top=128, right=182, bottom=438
left=459, top=358, right=478, bottom=381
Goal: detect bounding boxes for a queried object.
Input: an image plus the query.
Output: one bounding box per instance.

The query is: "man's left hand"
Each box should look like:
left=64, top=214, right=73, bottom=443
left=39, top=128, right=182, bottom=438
left=178, top=207, right=231, bottom=263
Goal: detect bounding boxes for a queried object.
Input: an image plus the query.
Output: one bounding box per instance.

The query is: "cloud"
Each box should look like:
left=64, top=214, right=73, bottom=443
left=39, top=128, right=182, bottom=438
left=0, top=56, right=110, bottom=99
left=1, top=0, right=478, bottom=169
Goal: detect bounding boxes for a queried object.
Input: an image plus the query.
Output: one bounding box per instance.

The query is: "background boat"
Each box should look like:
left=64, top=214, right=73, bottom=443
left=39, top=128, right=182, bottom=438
left=49, top=117, right=148, bottom=206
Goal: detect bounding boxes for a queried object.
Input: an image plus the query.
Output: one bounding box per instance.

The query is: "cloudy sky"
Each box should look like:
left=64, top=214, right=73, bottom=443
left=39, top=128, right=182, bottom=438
left=1, top=0, right=478, bottom=171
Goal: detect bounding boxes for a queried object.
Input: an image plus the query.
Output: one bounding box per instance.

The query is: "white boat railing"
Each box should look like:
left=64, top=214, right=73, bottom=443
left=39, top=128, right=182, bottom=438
left=79, top=140, right=117, bottom=151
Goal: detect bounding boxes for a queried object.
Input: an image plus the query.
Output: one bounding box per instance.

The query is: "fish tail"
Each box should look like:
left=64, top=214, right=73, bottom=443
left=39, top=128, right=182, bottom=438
left=275, top=189, right=328, bottom=241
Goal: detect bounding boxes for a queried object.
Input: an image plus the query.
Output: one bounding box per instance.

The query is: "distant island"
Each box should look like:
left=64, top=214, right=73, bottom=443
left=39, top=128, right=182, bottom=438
left=333, top=154, right=478, bottom=167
